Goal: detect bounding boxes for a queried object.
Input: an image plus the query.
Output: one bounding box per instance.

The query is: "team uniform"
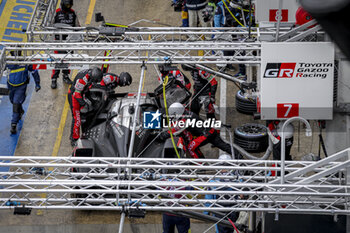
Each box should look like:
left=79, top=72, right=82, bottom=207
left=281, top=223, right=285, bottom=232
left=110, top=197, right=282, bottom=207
left=68, top=70, right=119, bottom=141
left=6, top=64, right=40, bottom=134
left=51, top=1, right=79, bottom=88
left=158, top=69, right=192, bottom=90
left=161, top=110, right=232, bottom=159
left=190, top=68, right=217, bottom=119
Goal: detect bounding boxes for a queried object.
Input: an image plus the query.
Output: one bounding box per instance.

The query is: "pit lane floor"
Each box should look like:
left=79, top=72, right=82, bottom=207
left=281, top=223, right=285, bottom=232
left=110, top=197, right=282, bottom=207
left=0, top=0, right=325, bottom=232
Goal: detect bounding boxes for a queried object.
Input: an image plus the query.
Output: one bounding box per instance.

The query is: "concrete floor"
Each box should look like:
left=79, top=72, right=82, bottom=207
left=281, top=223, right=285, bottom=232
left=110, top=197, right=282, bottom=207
left=2, top=0, right=328, bottom=232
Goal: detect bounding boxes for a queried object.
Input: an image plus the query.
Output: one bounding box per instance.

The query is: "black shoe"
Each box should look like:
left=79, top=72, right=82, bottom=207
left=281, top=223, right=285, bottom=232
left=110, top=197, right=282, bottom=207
left=10, top=123, right=17, bottom=134
left=63, top=75, right=73, bottom=85
left=70, top=138, right=78, bottom=147
left=51, top=79, right=57, bottom=89
left=19, top=108, right=24, bottom=120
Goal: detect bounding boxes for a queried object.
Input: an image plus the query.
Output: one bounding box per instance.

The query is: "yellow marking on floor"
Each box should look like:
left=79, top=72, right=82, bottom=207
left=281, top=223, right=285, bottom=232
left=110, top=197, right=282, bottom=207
left=85, top=0, right=96, bottom=25
left=51, top=0, right=97, bottom=156
left=51, top=80, right=73, bottom=157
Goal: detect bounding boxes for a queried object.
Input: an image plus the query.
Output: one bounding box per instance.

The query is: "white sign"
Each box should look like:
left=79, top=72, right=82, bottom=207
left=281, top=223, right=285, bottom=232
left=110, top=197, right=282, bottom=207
left=259, top=42, right=334, bottom=120
left=255, top=0, right=299, bottom=23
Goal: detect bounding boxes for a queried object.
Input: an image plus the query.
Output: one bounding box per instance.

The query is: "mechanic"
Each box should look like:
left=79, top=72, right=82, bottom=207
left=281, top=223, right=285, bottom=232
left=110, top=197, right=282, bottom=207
left=160, top=102, right=233, bottom=159
left=267, top=120, right=294, bottom=161
left=214, top=0, right=247, bottom=75
left=205, top=154, right=249, bottom=233
left=202, top=0, right=218, bottom=26
left=182, top=65, right=217, bottom=119
left=68, top=67, right=132, bottom=146
left=186, top=0, right=210, bottom=27
left=51, top=0, right=80, bottom=89
left=158, top=64, right=192, bottom=90
left=162, top=183, right=191, bottom=233
left=6, top=51, right=41, bottom=134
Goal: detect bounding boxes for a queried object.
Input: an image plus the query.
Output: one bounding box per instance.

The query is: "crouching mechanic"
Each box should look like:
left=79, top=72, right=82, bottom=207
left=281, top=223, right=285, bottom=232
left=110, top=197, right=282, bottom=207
left=68, top=67, right=132, bottom=146
left=160, top=102, right=233, bottom=158
left=6, top=55, right=41, bottom=134
left=181, top=65, right=217, bottom=119
left=158, top=64, right=192, bottom=90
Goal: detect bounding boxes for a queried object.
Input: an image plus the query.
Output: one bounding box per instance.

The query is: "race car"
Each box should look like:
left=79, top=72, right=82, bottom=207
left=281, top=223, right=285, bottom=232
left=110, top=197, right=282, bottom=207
left=73, top=76, right=192, bottom=161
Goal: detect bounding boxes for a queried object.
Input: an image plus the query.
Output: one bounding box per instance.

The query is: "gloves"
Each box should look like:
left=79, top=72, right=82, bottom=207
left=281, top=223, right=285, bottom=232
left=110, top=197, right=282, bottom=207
left=76, top=98, right=86, bottom=107
left=35, top=84, right=41, bottom=92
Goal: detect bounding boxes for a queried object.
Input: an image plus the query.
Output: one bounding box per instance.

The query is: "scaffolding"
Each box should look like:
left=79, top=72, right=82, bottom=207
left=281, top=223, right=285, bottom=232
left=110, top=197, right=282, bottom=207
left=0, top=148, right=349, bottom=214
left=1, top=0, right=348, bottom=224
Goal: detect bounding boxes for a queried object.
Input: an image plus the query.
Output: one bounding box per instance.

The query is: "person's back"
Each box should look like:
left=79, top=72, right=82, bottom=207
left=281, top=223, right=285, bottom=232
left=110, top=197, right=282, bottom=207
left=6, top=62, right=40, bottom=134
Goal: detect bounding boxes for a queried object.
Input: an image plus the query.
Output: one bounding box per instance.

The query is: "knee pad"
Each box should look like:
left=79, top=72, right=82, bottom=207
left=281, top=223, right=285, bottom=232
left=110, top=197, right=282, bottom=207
left=13, top=103, right=22, bottom=113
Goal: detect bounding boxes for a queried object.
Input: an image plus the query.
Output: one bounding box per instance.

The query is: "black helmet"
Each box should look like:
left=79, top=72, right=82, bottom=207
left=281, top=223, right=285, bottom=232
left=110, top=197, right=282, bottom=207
left=119, top=72, right=132, bottom=86
left=158, top=64, right=168, bottom=75
left=61, top=0, right=73, bottom=11
left=90, top=67, right=103, bottom=83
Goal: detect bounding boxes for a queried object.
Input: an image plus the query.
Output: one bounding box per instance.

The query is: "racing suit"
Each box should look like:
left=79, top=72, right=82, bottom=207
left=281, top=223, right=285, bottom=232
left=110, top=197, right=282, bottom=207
left=51, top=7, right=79, bottom=81
left=189, top=68, right=217, bottom=119
left=68, top=70, right=120, bottom=141
left=6, top=65, right=40, bottom=128
left=268, top=120, right=294, bottom=161
left=161, top=110, right=232, bottom=158
left=158, top=70, right=192, bottom=90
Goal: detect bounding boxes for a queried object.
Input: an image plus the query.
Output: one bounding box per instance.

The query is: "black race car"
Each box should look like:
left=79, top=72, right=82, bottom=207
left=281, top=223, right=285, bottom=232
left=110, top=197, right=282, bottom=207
left=73, top=78, right=192, bottom=160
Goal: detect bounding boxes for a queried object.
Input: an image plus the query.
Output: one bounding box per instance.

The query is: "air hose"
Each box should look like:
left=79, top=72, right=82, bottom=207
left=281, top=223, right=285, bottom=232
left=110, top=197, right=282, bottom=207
left=222, top=0, right=245, bottom=27
left=163, top=75, right=181, bottom=159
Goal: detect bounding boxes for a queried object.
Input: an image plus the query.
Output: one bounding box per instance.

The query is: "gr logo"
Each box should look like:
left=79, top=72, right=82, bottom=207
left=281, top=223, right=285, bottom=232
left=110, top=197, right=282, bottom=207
left=264, top=63, right=296, bottom=78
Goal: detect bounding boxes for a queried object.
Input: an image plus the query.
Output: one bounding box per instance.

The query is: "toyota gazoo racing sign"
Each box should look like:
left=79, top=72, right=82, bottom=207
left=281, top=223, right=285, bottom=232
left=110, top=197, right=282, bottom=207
left=259, top=42, right=334, bottom=120
left=264, top=62, right=332, bottom=79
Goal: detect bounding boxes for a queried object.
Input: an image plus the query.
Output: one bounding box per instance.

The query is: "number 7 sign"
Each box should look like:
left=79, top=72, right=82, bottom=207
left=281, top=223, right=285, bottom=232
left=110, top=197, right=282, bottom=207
left=277, top=103, right=299, bottom=118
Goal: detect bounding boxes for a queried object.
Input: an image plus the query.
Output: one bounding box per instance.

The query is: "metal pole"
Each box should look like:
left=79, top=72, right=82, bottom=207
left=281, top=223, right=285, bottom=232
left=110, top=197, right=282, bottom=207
left=281, top=117, right=312, bottom=184
left=194, top=64, right=245, bottom=84
left=118, top=212, right=126, bottom=233
left=248, top=0, right=252, bottom=40
left=127, top=62, right=146, bottom=158
left=275, top=0, right=283, bottom=42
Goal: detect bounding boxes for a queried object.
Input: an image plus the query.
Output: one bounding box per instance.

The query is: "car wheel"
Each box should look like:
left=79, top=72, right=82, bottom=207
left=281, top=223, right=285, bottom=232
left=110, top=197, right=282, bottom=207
left=234, top=123, right=269, bottom=153
left=235, top=90, right=257, bottom=115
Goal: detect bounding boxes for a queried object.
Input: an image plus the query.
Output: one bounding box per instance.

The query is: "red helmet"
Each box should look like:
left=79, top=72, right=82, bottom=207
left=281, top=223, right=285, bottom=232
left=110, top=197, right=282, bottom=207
left=295, top=7, right=313, bottom=26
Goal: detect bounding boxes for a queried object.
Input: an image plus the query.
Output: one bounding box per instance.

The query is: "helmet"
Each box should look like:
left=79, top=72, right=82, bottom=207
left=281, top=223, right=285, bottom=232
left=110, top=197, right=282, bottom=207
left=119, top=72, right=132, bottom=86
left=218, top=154, right=232, bottom=160
left=295, top=7, right=313, bottom=26
left=61, top=0, right=73, bottom=11
left=158, top=64, right=168, bottom=75
left=90, top=67, right=103, bottom=83
left=277, top=121, right=294, bottom=139
left=168, top=102, right=185, bottom=118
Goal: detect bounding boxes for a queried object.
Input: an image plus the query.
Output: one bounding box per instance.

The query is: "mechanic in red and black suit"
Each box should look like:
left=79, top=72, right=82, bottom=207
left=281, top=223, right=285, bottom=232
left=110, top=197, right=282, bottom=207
left=158, top=64, right=192, bottom=91
left=160, top=103, right=232, bottom=159
left=182, top=65, right=217, bottom=119
left=51, top=0, right=80, bottom=89
left=267, top=120, right=294, bottom=161
left=68, top=67, right=132, bottom=146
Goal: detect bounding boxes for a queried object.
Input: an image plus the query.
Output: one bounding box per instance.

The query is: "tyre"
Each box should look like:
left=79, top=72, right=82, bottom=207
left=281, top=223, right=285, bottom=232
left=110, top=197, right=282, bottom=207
left=234, top=123, right=268, bottom=153
left=235, top=90, right=257, bottom=115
